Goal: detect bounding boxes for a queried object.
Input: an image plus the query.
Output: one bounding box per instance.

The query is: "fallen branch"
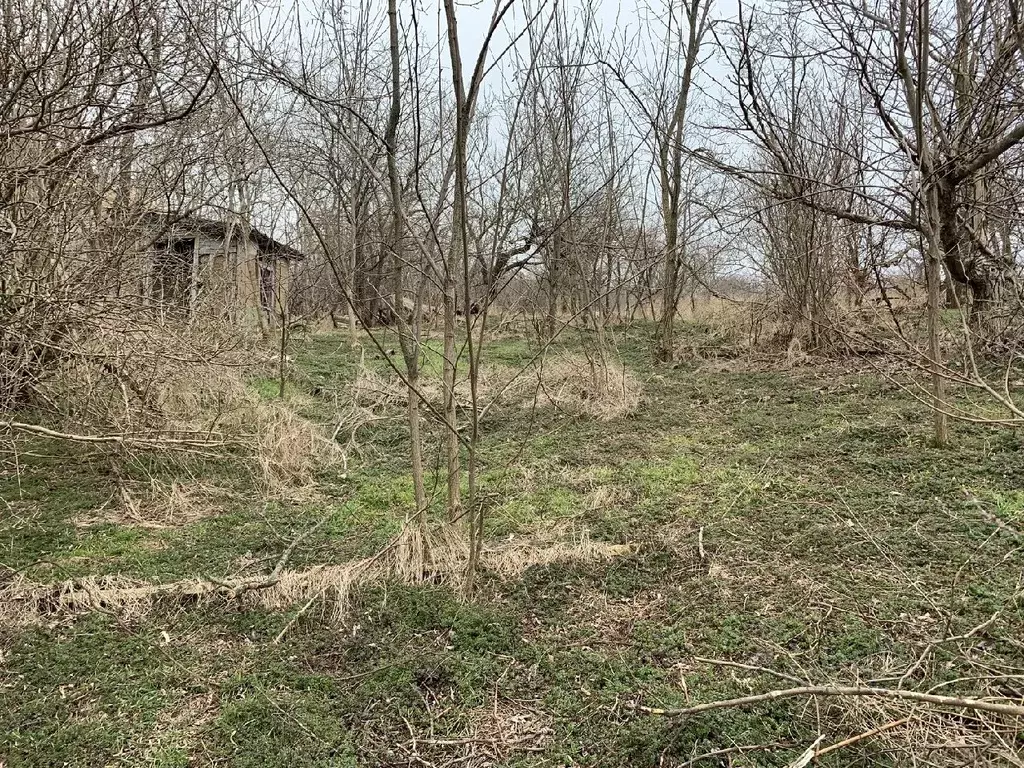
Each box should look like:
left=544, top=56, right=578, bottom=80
left=3, top=511, right=337, bottom=616
left=639, top=685, right=1024, bottom=718
left=265, top=511, right=335, bottom=584
left=2, top=522, right=632, bottom=624
left=272, top=588, right=326, bottom=644
left=0, top=420, right=233, bottom=448
left=963, top=489, right=1021, bottom=539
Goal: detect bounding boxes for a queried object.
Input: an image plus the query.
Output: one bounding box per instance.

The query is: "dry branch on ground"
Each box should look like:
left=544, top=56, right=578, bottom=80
left=0, top=524, right=632, bottom=626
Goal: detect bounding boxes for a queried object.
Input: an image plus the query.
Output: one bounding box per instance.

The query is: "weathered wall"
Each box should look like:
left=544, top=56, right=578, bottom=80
left=193, top=234, right=292, bottom=326
left=146, top=231, right=294, bottom=327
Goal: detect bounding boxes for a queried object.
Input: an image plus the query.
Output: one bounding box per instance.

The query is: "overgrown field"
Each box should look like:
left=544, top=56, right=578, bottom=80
left=2, top=324, right=1023, bottom=766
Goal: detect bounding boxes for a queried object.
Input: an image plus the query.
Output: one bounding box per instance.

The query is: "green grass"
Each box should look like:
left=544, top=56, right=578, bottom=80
left=3, top=323, right=1023, bottom=766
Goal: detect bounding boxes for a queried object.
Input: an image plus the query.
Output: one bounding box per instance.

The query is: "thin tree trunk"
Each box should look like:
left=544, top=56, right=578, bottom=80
left=925, top=199, right=949, bottom=446
left=651, top=0, right=710, bottom=362
left=348, top=196, right=358, bottom=345
left=442, top=267, right=461, bottom=523
left=277, top=282, right=288, bottom=398
left=918, top=0, right=949, bottom=446
left=386, top=0, right=428, bottom=533
left=657, top=224, right=678, bottom=361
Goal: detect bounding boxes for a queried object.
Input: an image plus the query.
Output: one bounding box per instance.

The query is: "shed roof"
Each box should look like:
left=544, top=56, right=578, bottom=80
left=143, top=212, right=304, bottom=260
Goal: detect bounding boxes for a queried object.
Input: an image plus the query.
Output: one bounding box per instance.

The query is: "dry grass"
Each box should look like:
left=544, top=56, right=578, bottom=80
left=558, top=587, right=672, bottom=649
left=525, top=352, right=642, bottom=420
left=74, top=480, right=233, bottom=529
left=142, top=692, right=218, bottom=764
left=350, top=360, right=408, bottom=408
left=18, top=317, right=348, bottom=495
left=0, top=562, right=376, bottom=628
left=479, top=524, right=633, bottom=577
left=236, top=401, right=343, bottom=493
left=585, top=483, right=633, bottom=513
left=351, top=350, right=642, bottom=422
left=38, top=319, right=260, bottom=433
left=260, top=560, right=377, bottom=625
left=0, top=523, right=633, bottom=627
left=390, top=697, right=554, bottom=767
left=393, top=519, right=634, bottom=585
left=677, top=293, right=927, bottom=365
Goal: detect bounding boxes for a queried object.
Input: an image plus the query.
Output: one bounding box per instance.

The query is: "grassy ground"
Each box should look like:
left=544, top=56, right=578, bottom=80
left=2, top=323, right=1023, bottom=766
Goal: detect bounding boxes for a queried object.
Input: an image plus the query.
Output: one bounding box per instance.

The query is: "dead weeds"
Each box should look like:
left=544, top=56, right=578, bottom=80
left=0, top=523, right=634, bottom=627
left=74, top=480, right=235, bottom=529
left=350, top=350, right=643, bottom=422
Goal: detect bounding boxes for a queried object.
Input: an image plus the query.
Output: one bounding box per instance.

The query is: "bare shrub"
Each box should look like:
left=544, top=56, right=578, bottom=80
left=679, top=295, right=916, bottom=368
left=22, top=318, right=342, bottom=493
left=24, top=318, right=257, bottom=433
left=350, top=360, right=408, bottom=408
left=244, top=402, right=342, bottom=492
left=346, top=349, right=642, bottom=423
left=528, top=353, right=642, bottom=420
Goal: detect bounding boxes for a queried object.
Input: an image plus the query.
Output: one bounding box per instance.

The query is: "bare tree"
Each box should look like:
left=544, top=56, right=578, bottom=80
left=605, top=0, right=714, bottom=361
left=1, top=0, right=217, bottom=417
left=717, top=0, right=1024, bottom=443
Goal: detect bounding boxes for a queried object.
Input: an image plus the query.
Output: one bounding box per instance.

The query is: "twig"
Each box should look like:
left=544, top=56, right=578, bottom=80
left=813, top=717, right=911, bottom=758
left=676, top=741, right=794, bottom=767
left=694, top=656, right=808, bottom=685
left=639, top=685, right=1024, bottom=718
left=267, top=511, right=335, bottom=583
left=898, top=612, right=1000, bottom=686
left=273, top=588, right=326, bottom=644
left=787, top=735, right=824, bottom=768
left=963, top=489, right=1021, bottom=539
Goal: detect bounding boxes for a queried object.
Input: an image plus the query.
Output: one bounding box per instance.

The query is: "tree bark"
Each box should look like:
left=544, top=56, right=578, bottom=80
left=386, top=0, right=427, bottom=533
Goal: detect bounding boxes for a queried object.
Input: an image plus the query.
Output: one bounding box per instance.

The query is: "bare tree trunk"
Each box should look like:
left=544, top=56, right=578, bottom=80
left=919, top=0, right=949, bottom=446
left=348, top=196, right=359, bottom=345
left=386, top=0, right=428, bottom=539
left=925, top=195, right=950, bottom=446
left=651, top=0, right=712, bottom=363
left=545, top=233, right=561, bottom=340
left=277, top=281, right=288, bottom=398
left=657, top=221, right=679, bottom=361
left=442, top=265, right=461, bottom=523
left=189, top=243, right=200, bottom=318
left=440, top=0, right=518, bottom=590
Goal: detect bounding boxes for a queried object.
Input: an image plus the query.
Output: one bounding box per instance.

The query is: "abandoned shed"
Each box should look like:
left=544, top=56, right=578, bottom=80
left=142, top=213, right=303, bottom=324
